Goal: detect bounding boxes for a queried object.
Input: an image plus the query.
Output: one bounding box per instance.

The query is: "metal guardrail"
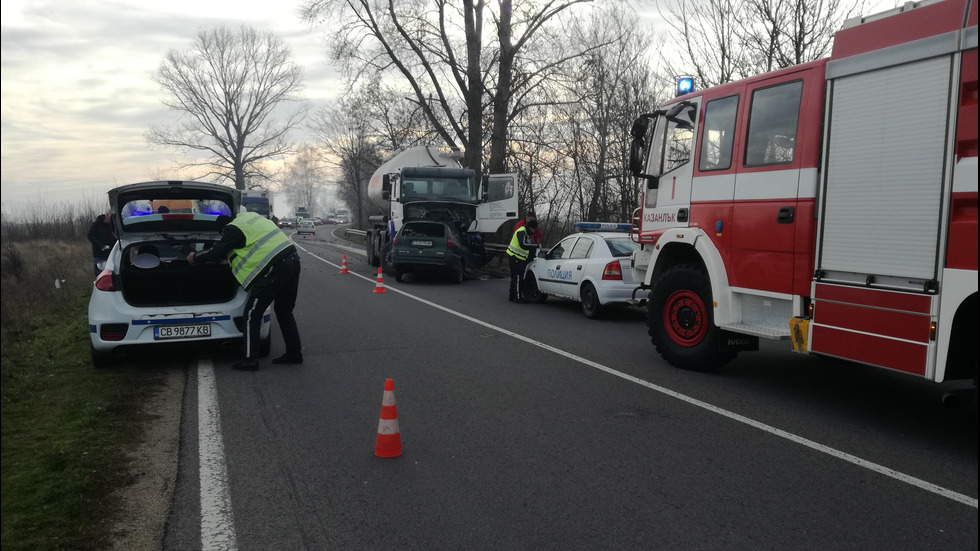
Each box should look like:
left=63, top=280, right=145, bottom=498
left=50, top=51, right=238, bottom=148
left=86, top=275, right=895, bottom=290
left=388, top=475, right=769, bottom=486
left=345, top=228, right=367, bottom=237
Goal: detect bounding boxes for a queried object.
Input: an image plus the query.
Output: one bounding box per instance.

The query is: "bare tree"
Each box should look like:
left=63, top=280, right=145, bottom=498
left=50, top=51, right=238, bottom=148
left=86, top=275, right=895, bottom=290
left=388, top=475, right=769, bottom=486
left=658, top=0, right=863, bottom=88
left=524, top=4, right=657, bottom=228
left=147, top=26, right=308, bottom=190
left=300, top=0, right=594, bottom=177
left=281, top=145, right=328, bottom=217
left=308, top=93, right=386, bottom=228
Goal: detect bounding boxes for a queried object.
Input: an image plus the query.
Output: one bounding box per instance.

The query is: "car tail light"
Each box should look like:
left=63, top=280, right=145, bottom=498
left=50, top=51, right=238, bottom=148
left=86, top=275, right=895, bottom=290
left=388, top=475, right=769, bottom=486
left=95, top=272, right=115, bottom=291
left=392, top=236, right=398, bottom=246
left=448, top=238, right=455, bottom=248
left=602, top=261, right=623, bottom=280
left=99, top=323, right=128, bottom=341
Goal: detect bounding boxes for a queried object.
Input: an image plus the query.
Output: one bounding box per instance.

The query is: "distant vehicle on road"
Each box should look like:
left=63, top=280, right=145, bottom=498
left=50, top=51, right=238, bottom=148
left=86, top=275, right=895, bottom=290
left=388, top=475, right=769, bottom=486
left=296, top=219, right=316, bottom=237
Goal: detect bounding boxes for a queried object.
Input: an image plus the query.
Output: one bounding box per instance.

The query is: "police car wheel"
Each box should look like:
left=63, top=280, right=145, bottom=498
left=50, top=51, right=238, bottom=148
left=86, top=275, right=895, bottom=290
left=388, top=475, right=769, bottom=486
left=523, top=274, right=547, bottom=303
left=91, top=345, right=114, bottom=369
left=581, top=282, right=602, bottom=319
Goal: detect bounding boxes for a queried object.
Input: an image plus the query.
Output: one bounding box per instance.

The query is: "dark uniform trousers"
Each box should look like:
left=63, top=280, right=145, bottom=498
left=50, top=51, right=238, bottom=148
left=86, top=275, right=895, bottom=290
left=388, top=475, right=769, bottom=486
left=243, top=248, right=302, bottom=359
left=508, top=254, right=530, bottom=301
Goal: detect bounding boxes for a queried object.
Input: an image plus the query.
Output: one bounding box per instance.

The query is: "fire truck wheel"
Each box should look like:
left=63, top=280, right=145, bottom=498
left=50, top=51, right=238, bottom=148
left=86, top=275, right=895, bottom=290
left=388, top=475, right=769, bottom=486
left=648, top=264, right=736, bottom=371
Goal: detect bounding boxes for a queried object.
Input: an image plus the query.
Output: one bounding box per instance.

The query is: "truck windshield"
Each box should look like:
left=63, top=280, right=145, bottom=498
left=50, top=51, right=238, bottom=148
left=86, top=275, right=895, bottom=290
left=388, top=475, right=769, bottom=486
left=401, top=177, right=477, bottom=203
left=242, top=200, right=270, bottom=218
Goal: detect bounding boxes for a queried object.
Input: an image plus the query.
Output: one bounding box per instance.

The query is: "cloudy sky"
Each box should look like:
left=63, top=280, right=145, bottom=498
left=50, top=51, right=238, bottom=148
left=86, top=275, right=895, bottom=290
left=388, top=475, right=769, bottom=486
left=1, top=0, right=341, bottom=213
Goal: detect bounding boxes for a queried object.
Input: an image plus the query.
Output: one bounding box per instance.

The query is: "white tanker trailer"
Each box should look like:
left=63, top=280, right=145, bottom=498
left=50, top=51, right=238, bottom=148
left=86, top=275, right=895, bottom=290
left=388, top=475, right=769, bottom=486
left=364, top=146, right=518, bottom=270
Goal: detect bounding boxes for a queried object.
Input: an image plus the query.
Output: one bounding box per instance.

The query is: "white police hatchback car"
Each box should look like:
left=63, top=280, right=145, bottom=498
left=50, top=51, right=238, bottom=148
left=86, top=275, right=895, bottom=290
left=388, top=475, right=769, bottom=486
left=523, top=222, right=642, bottom=318
left=88, top=181, right=272, bottom=366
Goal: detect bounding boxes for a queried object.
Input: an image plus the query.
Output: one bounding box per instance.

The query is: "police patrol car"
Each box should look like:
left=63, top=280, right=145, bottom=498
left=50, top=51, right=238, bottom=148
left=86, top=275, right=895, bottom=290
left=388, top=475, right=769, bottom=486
left=88, top=181, right=272, bottom=366
left=523, top=222, right=642, bottom=319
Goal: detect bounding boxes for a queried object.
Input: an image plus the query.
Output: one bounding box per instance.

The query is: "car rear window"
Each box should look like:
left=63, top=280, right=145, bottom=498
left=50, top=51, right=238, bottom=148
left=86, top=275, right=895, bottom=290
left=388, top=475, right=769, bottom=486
left=604, top=237, right=640, bottom=257
left=402, top=222, right=446, bottom=238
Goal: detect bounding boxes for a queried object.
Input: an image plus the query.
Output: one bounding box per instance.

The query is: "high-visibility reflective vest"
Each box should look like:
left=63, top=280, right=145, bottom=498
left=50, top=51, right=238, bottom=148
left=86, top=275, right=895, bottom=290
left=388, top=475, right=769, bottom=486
left=506, top=226, right=530, bottom=261
left=226, top=212, right=294, bottom=288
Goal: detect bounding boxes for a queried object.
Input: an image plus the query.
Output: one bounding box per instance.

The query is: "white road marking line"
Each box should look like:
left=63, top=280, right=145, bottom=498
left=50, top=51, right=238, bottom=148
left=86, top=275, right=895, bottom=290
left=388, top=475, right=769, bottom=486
left=198, top=359, right=238, bottom=551
left=300, top=246, right=978, bottom=509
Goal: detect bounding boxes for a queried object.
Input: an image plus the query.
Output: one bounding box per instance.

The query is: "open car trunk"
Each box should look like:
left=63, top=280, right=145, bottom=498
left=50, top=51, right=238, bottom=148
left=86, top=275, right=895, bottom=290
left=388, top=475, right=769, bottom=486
left=119, top=240, right=239, bottom=307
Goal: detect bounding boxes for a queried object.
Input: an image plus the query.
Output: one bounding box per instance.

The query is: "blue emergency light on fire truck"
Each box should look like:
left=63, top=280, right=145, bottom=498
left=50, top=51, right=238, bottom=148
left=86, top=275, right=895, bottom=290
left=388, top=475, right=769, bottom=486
left=675, top=76, right=695, bottom=97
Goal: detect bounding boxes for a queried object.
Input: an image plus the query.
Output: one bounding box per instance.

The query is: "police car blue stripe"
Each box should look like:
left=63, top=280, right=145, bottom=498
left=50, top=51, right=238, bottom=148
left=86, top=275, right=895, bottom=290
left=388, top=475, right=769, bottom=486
left=131, top=315, right=232, bottom=325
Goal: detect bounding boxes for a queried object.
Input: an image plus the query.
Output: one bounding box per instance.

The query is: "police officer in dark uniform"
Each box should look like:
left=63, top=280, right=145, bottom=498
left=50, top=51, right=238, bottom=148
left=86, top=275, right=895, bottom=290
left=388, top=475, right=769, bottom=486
left=87, top=211, right=117, bottom=276
left=188, top=212, right=303, bottom=371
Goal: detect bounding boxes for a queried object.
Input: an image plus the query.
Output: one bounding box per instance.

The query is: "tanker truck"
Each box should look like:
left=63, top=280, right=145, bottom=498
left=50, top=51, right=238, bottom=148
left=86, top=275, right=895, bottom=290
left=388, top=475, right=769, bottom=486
left=365, top=146, right=518, bottom=272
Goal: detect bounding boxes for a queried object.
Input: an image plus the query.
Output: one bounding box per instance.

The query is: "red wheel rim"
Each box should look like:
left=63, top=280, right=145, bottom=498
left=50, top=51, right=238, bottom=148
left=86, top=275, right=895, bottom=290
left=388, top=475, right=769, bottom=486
left=662, top=289, right=707, bottom=347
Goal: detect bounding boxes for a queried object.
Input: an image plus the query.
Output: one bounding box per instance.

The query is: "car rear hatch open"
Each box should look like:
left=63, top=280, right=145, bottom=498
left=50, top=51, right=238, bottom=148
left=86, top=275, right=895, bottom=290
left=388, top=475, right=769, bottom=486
left=108, top=181, right=242, bottom=307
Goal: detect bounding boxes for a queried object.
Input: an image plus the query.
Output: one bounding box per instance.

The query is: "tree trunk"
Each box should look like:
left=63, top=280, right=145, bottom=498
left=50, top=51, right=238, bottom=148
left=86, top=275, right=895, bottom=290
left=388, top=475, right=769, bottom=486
left=487, top=0, right=513, bottom=175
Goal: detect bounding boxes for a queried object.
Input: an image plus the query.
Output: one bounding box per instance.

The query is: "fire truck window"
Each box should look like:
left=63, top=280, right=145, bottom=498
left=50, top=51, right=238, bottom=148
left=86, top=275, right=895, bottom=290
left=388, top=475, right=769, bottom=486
left=699, top=95, right=739, bottom=171
left=663, top=105, right=695, bottom=174
left=745, top=80, right=803, bottom=167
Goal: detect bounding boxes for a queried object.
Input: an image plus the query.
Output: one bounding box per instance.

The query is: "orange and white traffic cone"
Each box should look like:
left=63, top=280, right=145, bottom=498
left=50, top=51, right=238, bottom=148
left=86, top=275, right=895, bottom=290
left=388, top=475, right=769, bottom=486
left=339, top=254, right=349, bottom=274
left=375, top=378, right=402, bottom=458
left=373, top=267, right=387, bottom=294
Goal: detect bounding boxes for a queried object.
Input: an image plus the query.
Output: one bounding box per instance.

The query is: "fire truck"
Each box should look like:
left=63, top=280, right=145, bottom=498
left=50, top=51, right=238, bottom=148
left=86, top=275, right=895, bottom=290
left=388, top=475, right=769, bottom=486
left=628, top=0, right=978, bottom=383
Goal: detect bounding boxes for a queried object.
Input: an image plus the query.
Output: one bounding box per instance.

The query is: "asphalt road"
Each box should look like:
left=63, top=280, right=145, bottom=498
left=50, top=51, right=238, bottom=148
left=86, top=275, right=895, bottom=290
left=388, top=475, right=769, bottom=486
left=162, top=226, right=978, bottom=551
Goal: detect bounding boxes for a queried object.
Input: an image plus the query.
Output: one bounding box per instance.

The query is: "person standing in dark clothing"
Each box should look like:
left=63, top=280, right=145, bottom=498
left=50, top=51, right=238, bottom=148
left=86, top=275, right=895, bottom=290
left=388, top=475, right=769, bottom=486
left=513, top=211, right=542, bottom=245
left=506, top=216, right=539, bottom=303
left=87, top=211, right=117, bottom=276
left=188, top=212, right=303, bottom=371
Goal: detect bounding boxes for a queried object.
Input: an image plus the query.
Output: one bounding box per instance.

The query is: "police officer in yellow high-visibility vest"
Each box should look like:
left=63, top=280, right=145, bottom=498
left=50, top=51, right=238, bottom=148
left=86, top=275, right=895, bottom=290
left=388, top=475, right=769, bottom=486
left=505, top=216, right=539, bottom=303
left=188, top=212, right=303, bottom=371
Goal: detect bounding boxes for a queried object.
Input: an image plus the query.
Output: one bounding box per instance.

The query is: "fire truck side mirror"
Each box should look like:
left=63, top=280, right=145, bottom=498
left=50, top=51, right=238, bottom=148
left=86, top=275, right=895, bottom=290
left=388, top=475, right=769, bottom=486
left=645, top=176, right=660, bottom=190
left=629, top=138, right=644, bottom=175
left=630, top=117, right=649, bottom=138
left=382, top=174, right=391, bottom=201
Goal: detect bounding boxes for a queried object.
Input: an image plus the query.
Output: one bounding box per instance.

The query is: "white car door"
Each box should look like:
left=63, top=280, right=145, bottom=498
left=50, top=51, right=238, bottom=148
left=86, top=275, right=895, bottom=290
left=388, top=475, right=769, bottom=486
left=537, top=236, right=580, bottom=298
left=563, top=236, right=595, bottom=299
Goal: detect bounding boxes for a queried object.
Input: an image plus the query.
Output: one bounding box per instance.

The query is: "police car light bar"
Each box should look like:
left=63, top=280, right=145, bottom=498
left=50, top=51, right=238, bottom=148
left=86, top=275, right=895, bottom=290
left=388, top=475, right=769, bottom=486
left=573, top=222, right=632, bottom=232
left=676, top=76, right=694, bottom=96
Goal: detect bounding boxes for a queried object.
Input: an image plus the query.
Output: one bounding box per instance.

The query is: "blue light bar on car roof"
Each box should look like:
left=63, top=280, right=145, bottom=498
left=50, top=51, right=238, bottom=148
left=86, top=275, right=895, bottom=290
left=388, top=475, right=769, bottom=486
left=573, top=222, right=632, bottom=232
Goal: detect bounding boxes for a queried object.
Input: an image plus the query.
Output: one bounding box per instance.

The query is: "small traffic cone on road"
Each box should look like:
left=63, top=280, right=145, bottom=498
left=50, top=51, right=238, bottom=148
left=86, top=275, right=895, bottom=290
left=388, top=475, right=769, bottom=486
left=339, top=254, right=349, bottom=274
left=373, top=267, right=387, bottom=294
left=375, top=378, right=402, bottom=458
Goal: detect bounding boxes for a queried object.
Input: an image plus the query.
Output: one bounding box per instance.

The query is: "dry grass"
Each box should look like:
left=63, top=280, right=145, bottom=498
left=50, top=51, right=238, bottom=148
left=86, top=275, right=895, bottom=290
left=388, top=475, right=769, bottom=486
left=0, top=212, right=168, bottom=551
left=0, top=238, right=92, bottom=338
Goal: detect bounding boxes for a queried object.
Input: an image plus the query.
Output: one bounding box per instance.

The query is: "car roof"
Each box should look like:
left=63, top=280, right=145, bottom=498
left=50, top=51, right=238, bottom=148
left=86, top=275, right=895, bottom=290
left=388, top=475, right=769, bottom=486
left=562, top=231, right=633, bottom=239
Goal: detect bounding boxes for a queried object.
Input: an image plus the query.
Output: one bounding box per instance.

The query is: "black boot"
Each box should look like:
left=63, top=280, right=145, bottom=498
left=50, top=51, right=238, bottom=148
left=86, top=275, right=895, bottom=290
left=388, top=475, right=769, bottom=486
left=272, top=353, right=303, bottom=364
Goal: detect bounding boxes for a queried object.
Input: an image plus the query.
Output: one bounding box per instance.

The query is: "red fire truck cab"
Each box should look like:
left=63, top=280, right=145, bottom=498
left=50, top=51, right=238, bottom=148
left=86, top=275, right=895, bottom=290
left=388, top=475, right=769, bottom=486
left=628, top=0, right=978, bottom=382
